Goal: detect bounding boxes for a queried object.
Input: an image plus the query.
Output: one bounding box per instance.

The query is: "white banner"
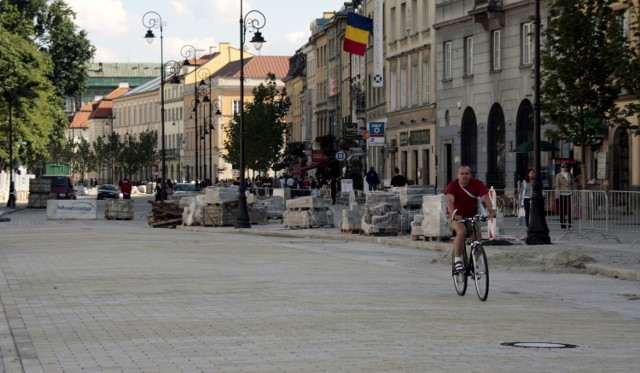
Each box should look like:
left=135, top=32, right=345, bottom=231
left=47, top=200, right=97, bottom=220
left=372, top=0, right=384, bottom=87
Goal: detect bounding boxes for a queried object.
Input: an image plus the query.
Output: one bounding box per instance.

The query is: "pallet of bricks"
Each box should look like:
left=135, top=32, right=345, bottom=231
left=247, top=195, right=268, bottom=225
left=148, top=200, right=182, bottom=228
left=361, top=191, right=402, bottom=236
left=283, top=196, right=334, bottom=229
left=28, top=178, right=51, bottom=208
left=105, top=199, right=134, bottom=220
left=340, top=191, right=365, bottom=233
left=202, top=187, right=238, bottom=227
left=411, top=194, right=452, bottom=241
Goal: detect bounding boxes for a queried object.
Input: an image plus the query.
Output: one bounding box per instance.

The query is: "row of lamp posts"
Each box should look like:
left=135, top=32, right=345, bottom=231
left=141, top=5, right=270, bottom=230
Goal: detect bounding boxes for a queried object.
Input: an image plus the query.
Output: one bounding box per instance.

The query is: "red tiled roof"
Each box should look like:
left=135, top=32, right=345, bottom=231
left=213, top=56, right=290, bottom=79
left=103, top=86, right=131, bottom=100
left=69, top=102, right=95, bottom=129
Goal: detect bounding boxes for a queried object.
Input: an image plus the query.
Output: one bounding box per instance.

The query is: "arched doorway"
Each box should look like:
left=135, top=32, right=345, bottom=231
left=515, top=100, right=533, bottom=184
left=486, top=103, right=506, bottom=189
left=612, top=127, right=629, bottom=190
left=460, top=107, right=478, bottom=175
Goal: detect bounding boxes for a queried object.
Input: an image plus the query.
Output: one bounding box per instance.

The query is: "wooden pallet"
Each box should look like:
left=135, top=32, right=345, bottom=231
left=148, top=200, right=182, bottom=228
left=340, top=228, right=362, bottom=234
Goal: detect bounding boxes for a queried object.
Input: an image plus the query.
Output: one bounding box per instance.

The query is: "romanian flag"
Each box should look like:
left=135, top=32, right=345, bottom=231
left=343, top=12, right=373, bottom=56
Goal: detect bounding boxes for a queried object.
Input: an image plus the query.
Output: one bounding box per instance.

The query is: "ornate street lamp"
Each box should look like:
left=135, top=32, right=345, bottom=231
left=526, top=0, right=551, bottom=244
left=142, top=11, right=168, bottom=201
left=210, top=99, right=222, bottom=184
left=181, top=44, right=207, bottom=187
left=236, top=2, right=266, bottom=229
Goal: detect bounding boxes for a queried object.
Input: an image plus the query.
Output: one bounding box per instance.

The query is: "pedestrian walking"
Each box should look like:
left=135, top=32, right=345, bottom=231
left=365, top=167, right=379, bottom=191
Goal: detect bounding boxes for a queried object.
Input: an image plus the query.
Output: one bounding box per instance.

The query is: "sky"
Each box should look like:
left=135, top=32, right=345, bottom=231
left=66, top=0, right=350, bottom=63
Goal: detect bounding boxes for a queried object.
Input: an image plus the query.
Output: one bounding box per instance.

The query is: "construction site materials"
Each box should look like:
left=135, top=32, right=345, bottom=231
left=105, top=199, right=134, bottom=220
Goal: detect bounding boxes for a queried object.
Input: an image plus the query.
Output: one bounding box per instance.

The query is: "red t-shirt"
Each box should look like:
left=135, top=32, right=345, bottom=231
left=445, top=178, right=488, bottom=217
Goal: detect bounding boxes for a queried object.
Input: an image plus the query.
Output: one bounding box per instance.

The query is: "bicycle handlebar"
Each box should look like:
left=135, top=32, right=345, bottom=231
left=450, top=209, right=488, bottom=223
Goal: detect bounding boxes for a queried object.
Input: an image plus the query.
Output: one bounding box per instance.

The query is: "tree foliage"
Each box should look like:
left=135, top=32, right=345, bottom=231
left=0, top=0, right=94, bottom=172
left=222, top=74, right=291, bottom=175
left=540, top=0, right=640, bottom=187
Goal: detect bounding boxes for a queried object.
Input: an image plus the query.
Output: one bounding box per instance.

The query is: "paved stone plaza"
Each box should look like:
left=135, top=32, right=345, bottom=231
left=0, top=197, right=639, bottom=372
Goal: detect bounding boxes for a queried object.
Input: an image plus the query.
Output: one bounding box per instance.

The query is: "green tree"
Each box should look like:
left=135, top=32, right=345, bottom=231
left=92, top=136, right=109, bottom=183
left=138, top=129, right=159, bottom=180
left=74, top=137, right=94, bottom=182
left=222, top=74, right=291, bottom=175
left=540, top=0, right=640, bottom=188
left=0, top=0, right=94, bottom=171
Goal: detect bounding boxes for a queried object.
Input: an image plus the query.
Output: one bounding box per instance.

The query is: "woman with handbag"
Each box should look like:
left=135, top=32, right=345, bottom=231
left=520, top=169, right=534, bottom=227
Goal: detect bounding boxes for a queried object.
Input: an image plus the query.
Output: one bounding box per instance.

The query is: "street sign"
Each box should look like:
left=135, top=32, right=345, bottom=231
left=369, top=122, right=385, bottom=146
left=336, top=151, right=346, bottom=161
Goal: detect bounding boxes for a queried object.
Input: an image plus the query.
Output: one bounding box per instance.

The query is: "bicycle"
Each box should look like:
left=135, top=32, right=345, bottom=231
left=451, top=214, right=490, bottom=301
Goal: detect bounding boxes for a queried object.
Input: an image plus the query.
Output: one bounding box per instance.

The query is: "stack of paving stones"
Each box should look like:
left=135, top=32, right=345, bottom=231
left=398, top=185, right=434, bottom=209
left=256, top=196, right=285, bottom=222
left=105, top=199, right=134, bottom=220
left=28, top=178, right=50, bottom=208
left=148, top=200, right=182, bottom=228
left=249, top=204, right=268, bottom=225
left=411, top=194, right=452, bottom=241
left=340, top=192, right=365, bottom=233
left=283, top=196, right=334, bottom=229
left=202, top=187, right=239, bottom=227
left=361, top=191, right=402, bottom=236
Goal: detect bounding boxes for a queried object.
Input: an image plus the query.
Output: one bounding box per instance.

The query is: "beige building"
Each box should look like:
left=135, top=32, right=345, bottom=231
left=383, top=0, right=437, bottom=186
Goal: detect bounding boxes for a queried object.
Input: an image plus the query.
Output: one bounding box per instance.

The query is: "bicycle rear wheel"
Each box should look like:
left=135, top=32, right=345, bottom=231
left=452, top=247, right=467, bottom=296
left=472, top=244, right=489, bottom=301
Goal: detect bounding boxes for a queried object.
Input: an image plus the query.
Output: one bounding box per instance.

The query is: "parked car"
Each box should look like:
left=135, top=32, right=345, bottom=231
left=97, top=184, right=119, bottom=200
left=42, top=175, right=76, bottom=199
left=171, top=183, right=196, bottom=199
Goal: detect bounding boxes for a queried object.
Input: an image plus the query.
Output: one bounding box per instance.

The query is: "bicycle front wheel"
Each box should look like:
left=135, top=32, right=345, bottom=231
left=452, top=247, right=467, bottom=296
left=472, top=244, right=489, bottom=301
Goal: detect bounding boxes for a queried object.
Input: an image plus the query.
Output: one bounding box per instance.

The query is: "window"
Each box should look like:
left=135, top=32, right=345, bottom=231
left=410, top=64, right=418, bottom=106
left=390, top=69, right=397, bottom=111
left=233, top=100, right=241, bottom=115
left=422, top=0, right=429, bottom=31
left=491, top=30, right=501, bottom=71
left=617, top=9, right=630, bottom=42
left=400, top=3, right=407, bottom=37
left=443, top=41, right=452, bottom=80
left=422, top=60, right=430, bottom=103
left=521, top=22, right=533, bottom=65
left=400, top=65, right=407, bottom=108
left=411, top=0, right=417, bottom=34
left=390, top=7, right=396, bottom=41
left=464, top=36, right=474, bottom=76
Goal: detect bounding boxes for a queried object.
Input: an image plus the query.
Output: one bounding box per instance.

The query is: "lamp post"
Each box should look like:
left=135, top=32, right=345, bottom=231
left=236, top=2, right=266, bottom=229
left=6, top=100, right=13, bottom=207
left=210, top=99, right=222, bottom=184
left=142, top=11, right=168, bottom=201
left=196, top=68, right=212, bottom=183
left=526, top=0, right=551, bottom=245
left=105, top=113, right=116, bottom=184
left=181, top=45, right=206, bottom=187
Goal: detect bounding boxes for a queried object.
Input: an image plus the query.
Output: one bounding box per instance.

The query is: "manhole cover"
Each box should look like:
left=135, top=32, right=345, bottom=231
left=501, top=342, right=577, bottom=349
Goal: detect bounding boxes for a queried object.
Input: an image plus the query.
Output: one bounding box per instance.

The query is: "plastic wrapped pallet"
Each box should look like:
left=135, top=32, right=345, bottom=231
left=27, top=193, right=48, bottom=208
left=105, top=199, right=134, bottom=220
left=249, top=204, right=268, bottom=225
left=283, top=209, right=334, bottom=228
left=205, top=187, right=238, bottom=204
left=286, top=195, right=331, bottom=210
left=399, top=185, right=433, bottom=207
left=364, top=191, right=401, bottom=212
left=361, top=211, right=400, bottom=235
left=259, top=196, right=285, bottom=220
left=340, top=207, right=363, bottom=231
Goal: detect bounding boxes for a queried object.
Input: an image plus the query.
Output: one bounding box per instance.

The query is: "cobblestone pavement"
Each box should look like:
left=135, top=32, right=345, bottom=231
left=0, top=198, right=639, bottom=372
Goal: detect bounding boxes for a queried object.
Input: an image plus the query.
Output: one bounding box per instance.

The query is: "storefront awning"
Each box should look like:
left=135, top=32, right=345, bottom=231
left=293, top=158, right=337, bottom=174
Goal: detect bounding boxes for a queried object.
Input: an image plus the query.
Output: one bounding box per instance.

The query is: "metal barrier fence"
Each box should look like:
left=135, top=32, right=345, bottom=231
left=536, top=190, right=640, bottom=243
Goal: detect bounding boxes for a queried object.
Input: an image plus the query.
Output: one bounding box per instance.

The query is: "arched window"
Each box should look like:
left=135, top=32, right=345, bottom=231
left=486, top=103, right=506, bottom=189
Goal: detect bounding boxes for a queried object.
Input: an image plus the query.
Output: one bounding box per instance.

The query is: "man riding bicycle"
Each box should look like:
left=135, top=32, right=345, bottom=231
left=445, top=165, right=496, bottom=273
